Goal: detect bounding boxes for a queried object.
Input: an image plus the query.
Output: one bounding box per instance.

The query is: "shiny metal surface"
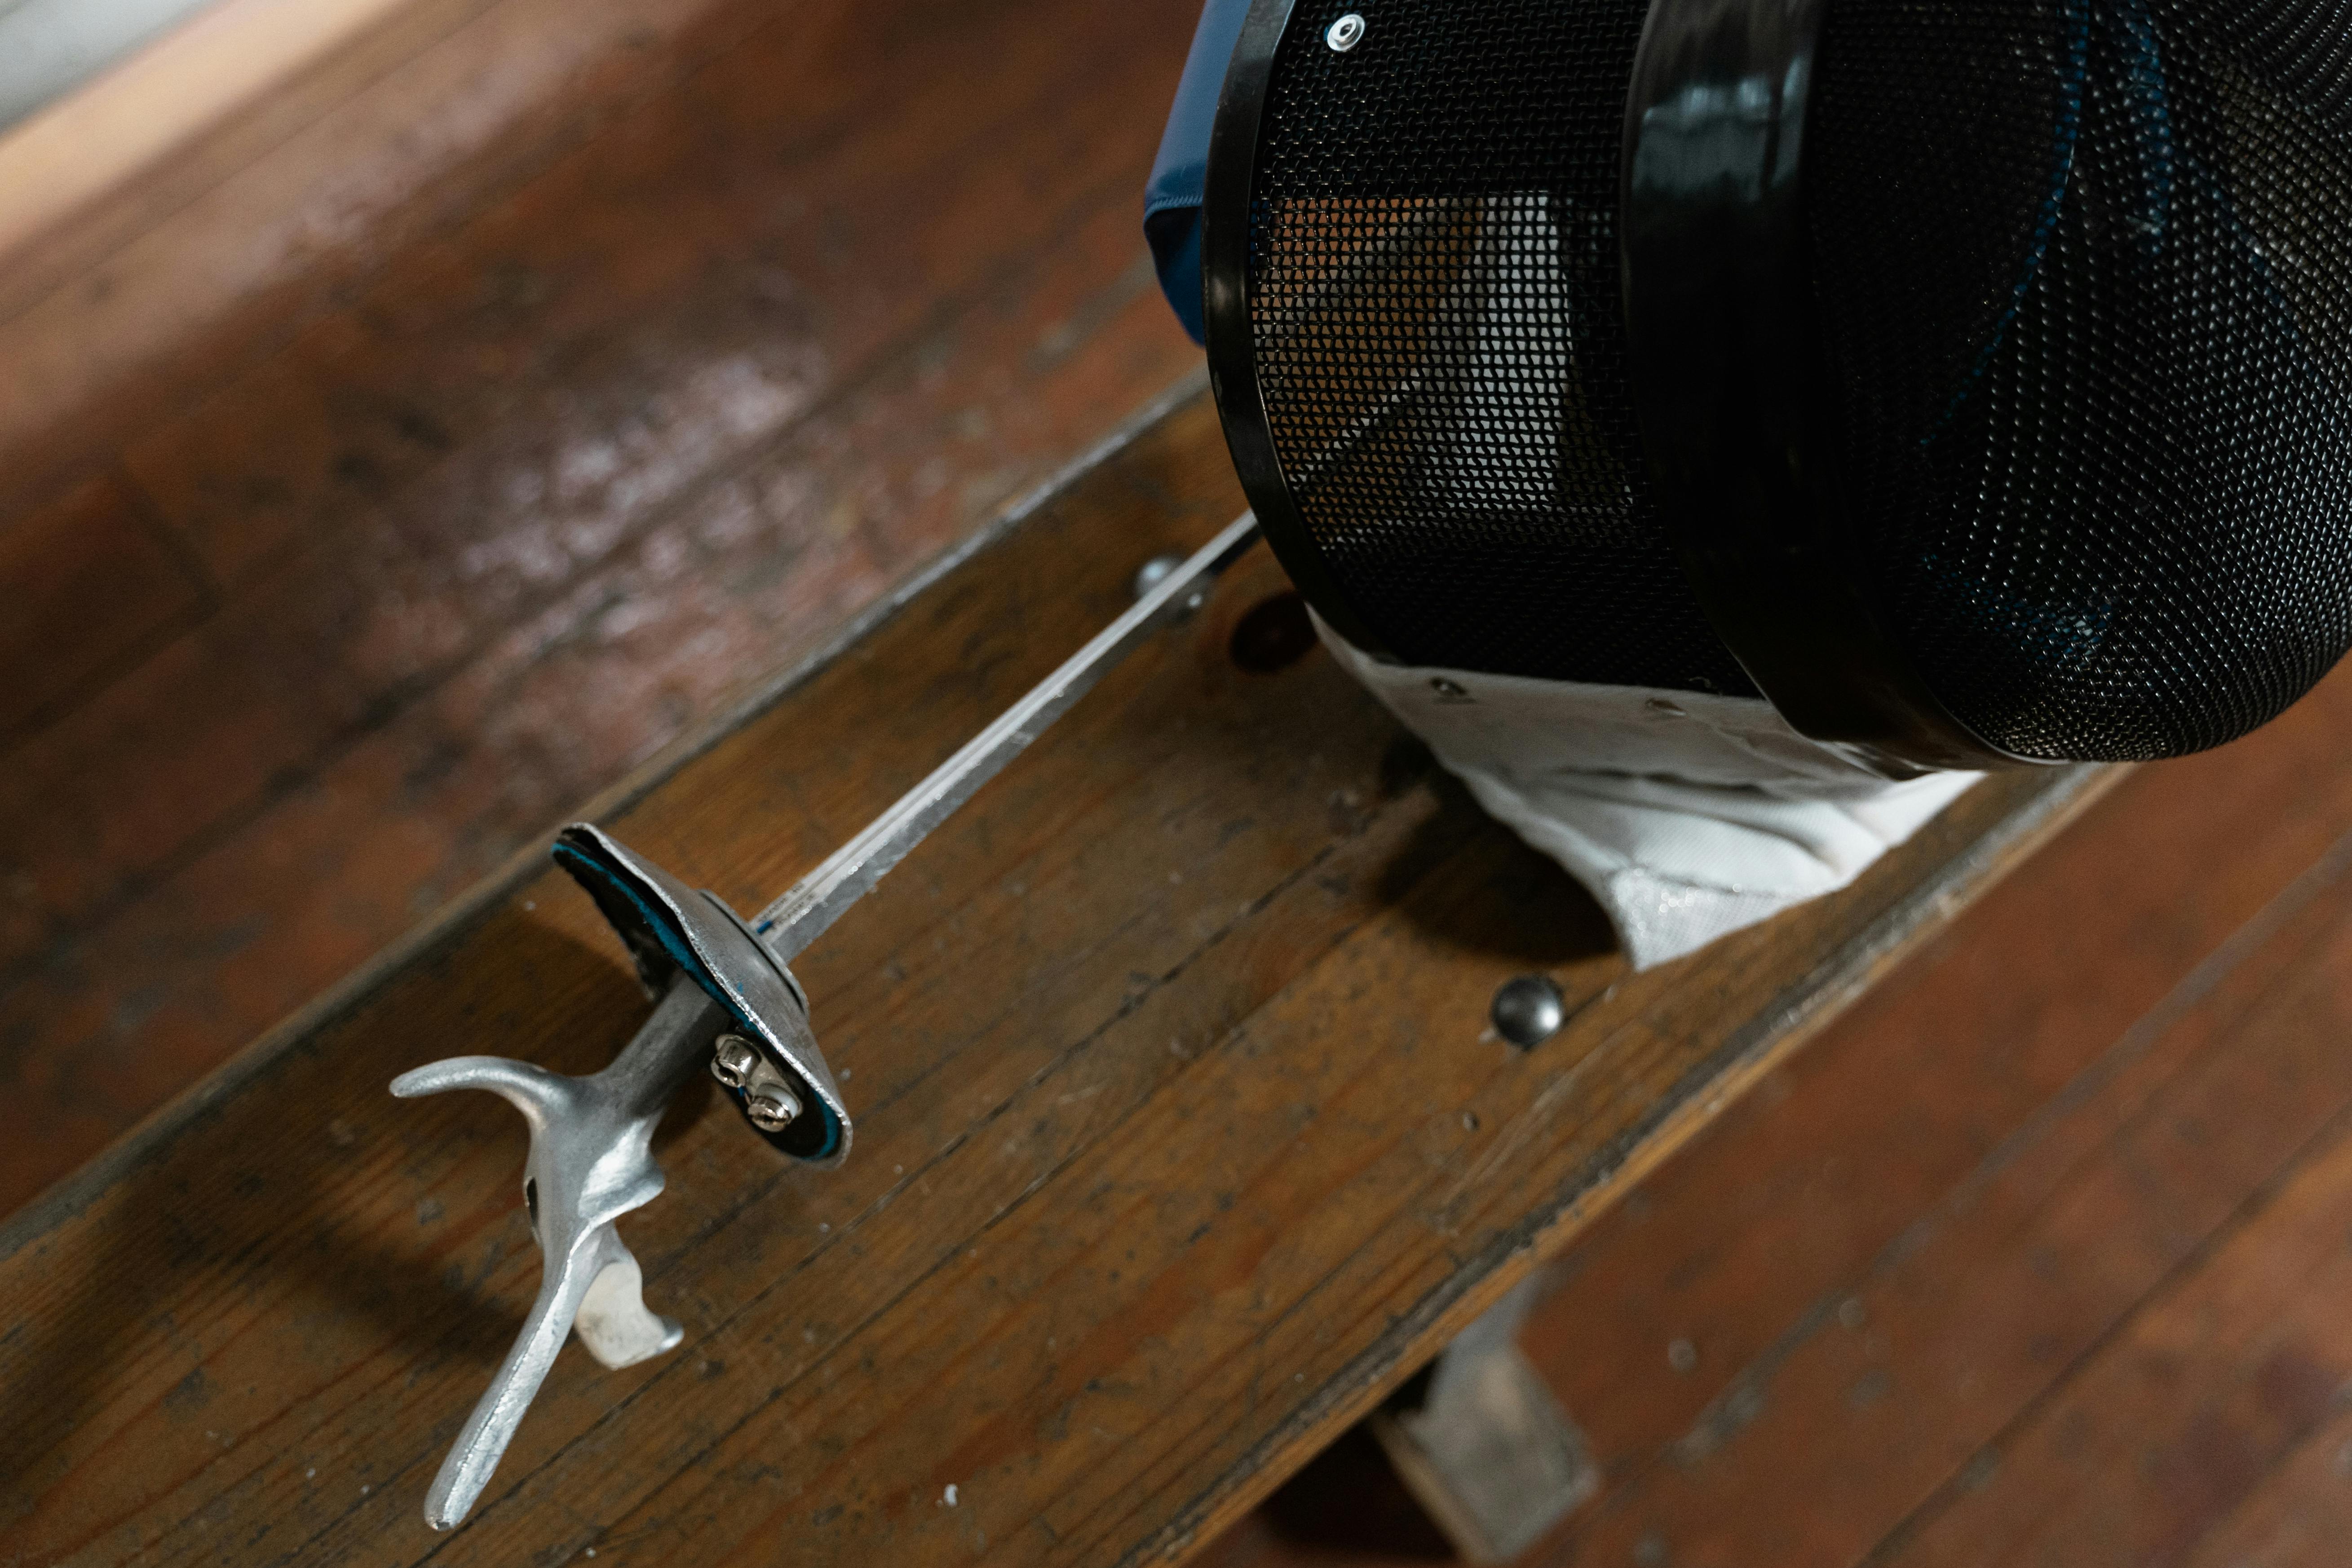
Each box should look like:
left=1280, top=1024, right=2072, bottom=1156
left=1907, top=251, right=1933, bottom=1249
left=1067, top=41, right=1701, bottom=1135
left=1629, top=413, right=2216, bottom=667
left=389, top=512, right=1262, bottom=1528
left=709, top=1034, right=759, bottom=1088
left=1325, top=12, right=1364, bottom=51
left=751, top=512, right=1264, bottom=958
left=744, top=1084, right=801, bottom=1131
left=389, top=973, right=722, bottom=1530
left=737, top=1044, right=805, bottom=1131
left=1490, top=975, right=1566, bottom=1050
left=554, top=823, right=850, bottom=1163
left=1132, top=552, right=1183, bottom=601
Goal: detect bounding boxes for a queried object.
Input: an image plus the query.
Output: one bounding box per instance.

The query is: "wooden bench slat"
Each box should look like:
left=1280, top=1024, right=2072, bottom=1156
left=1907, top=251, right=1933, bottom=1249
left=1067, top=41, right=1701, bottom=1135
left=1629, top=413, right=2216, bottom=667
left=0, top=391, right=2112, bottom=1565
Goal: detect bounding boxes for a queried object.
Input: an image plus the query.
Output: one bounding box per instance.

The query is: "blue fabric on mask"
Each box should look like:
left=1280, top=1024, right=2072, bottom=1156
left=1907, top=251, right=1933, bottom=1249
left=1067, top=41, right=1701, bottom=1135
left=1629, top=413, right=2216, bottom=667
left=1145, top=0, right=1251, bottom=345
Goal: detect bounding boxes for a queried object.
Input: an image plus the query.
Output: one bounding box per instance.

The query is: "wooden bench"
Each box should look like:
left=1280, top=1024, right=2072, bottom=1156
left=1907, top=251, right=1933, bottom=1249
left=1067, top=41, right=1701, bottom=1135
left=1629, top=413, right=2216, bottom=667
left=0, top=386, right=2114, bottom=1565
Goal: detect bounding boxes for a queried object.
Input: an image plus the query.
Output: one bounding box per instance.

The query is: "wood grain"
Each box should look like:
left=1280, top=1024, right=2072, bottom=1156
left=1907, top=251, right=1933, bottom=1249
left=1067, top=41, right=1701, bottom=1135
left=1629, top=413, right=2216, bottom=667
left=1859, top=845, right=2352, bottom=1568
left=0, top=390, right=2109, bottom=1565
left=1173, top=654, right=2352, bottom=1568
left=0, top=0, right=763, bottom=513
left=0, top=472, right=209, bottom=744
left=0, top=0, right=438, bottom=292
left=1404, top=658, right=2352, bottom=1568
left=2181, top=1365, right=2352, bottom=1568
left=1535, top=810, right=2352, bottom=1567
left=0, top=0, right=1207, bottom=1213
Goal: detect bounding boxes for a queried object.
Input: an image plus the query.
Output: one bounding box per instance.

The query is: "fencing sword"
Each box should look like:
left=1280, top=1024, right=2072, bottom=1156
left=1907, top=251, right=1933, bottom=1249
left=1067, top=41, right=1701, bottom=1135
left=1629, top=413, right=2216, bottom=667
left=389, top=513, right=1263, bottom=1530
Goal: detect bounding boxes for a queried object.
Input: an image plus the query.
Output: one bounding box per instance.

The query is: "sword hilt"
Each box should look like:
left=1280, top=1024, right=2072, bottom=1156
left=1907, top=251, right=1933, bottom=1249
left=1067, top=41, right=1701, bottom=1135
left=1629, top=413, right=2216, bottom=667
left=391, top=986, right=702, bottom=1530
left=391, top=834, right=851, bottom=1528
left=387, top=518, right=1261, bottom=1530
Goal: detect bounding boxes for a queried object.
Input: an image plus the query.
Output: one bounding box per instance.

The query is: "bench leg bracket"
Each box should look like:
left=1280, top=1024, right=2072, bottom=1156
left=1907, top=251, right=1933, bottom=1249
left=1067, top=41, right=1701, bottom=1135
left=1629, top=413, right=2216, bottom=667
left=1369, top=1270, right=1597, bottom=1562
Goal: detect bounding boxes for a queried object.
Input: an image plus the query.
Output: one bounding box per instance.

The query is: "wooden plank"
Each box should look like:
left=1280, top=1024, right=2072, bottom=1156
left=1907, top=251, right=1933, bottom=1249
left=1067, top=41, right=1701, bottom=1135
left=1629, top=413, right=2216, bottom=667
left=1871, top=904, right=2352, bottom=1568
left=0, top=0, right=767, bottom=517
left=0, top=391, right=2109, bottom=1565
left=119, top=0, right=1192, bottom=586
left=0, top=0, right=1203, bottom=1213
left=1175, top=646, right=2352, bottom=1568
left=1498, top=733, right=2352, bottom=1567
left=0, top=470, right=209, bottom=745
left=0, top=0, right=472, bottom=313
left=2180, top=1374, right=2352, bottom=1567
left=1409, top=657, right=2352, bottom=1566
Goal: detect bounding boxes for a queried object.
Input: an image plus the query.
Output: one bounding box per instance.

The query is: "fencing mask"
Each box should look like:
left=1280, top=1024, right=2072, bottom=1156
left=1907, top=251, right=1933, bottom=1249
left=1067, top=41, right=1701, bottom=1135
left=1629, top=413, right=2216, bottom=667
left=1146, top=0, right=2352, bottom=965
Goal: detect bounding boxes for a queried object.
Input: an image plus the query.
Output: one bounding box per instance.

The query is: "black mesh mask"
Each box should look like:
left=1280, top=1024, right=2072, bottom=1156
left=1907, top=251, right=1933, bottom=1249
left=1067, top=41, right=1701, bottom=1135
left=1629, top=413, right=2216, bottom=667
left=1200, top=0, right=2352, bottom=773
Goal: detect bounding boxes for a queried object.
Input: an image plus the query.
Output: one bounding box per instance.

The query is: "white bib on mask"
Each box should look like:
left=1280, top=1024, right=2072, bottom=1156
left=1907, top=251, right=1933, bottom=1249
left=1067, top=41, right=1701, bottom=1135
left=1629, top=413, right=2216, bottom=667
left=1317, top=618, right=1980, bottom=969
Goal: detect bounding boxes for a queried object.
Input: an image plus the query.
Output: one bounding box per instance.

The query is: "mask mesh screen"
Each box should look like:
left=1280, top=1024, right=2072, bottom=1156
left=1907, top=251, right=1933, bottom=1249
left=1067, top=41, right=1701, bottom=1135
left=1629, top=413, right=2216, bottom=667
left=1809, top=0, right=2352, bottom=760
left=1244, top=0, right=1759, bottom=695
left=1239, top=0, right=2352, bottom=758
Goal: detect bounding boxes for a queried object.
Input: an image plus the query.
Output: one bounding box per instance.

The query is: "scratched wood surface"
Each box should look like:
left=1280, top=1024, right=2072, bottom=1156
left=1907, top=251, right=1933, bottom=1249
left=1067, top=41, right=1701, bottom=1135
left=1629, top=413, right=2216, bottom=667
left=1191, top=570, right=2352, bottom=1564
left=0, top=391, right=2112, bottom=1566
left=0, top=0, right=1209, bottom=1217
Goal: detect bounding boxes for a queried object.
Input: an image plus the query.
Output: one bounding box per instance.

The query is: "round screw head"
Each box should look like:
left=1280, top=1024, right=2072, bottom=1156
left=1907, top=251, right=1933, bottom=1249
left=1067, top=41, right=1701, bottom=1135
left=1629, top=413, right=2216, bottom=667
left=710, top=1034, right=759, bottom=1089
left=745, top=1087, right=802, bottom=1132
left=1491, top=974, right=1566, bottom=1050
left=1326, top=12, right=1366, bottom=51
left=1132, top=554, right=1182, bottom=601
left=1133, top=553, right=1207, bottom=619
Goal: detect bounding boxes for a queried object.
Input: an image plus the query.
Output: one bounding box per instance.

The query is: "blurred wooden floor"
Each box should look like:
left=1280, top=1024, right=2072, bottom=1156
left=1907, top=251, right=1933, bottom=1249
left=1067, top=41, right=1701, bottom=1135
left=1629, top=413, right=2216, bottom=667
left=0, top=0, right=1207, bottom=1214
left=9, top=2, right=2352, bottom=1564
left=1199, top=651, right=2352, bottom=1568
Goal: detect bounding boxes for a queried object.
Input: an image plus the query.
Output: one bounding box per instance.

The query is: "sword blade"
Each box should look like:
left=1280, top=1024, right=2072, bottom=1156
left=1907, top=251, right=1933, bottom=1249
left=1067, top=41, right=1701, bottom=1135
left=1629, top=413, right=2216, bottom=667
left=753, top=512, right=1264, bottom=958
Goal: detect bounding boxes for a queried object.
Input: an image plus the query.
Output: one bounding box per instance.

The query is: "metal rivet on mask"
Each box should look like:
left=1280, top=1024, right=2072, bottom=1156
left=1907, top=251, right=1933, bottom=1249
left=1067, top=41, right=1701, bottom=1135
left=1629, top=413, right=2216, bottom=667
left=1326, top=12, right=1366, bottom=51
left=710, top=1034, right=759, bottom=1089
left=1491, top=975, right=1566, bottom=1050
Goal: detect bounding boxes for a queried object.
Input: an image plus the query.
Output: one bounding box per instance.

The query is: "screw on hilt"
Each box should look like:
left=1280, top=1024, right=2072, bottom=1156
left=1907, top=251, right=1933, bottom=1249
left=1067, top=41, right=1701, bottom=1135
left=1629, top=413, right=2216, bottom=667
left=710, top=1032, right=803, bottom=1130
left=709, top=1034, right=759, bottom=1088
left=389, top=518, right=1264, bottom=1532
left=746, top=1086, right=801, bottom=1132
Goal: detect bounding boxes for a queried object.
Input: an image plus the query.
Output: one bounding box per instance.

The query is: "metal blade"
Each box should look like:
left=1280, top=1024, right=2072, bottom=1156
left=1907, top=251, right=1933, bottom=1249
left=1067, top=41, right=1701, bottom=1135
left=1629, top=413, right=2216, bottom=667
left=752, top=512, right=1262, bottom=958
left=389, top=515, right=1262, bottom=1531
